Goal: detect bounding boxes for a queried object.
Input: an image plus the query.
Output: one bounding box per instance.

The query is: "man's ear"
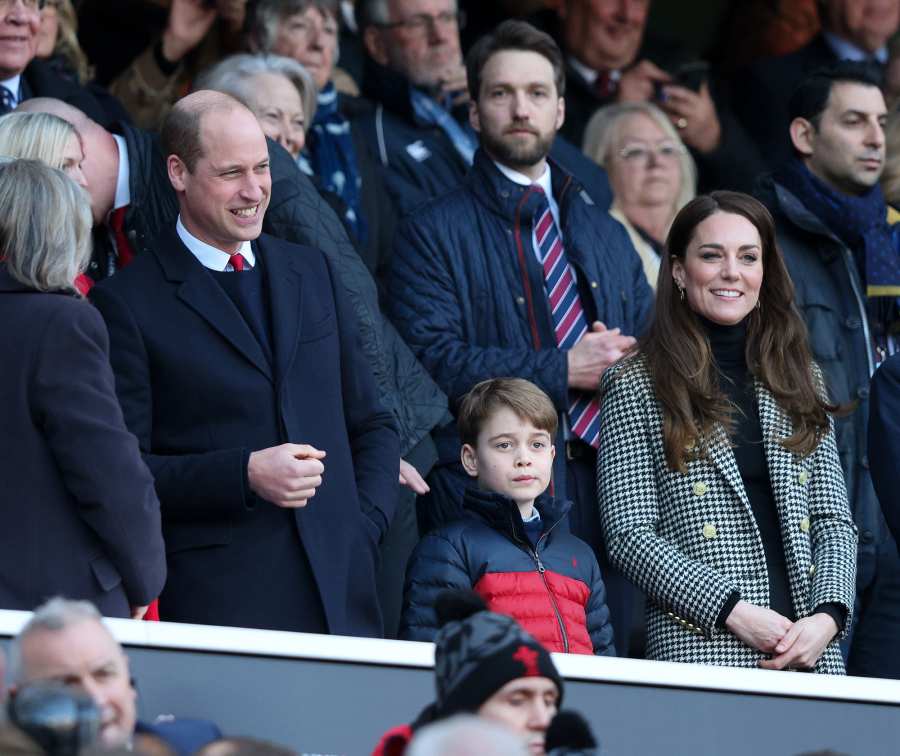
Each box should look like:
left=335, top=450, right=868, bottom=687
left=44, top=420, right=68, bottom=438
left=789, top=117, right=816, bottom=158
left=549, top=444, right=556, bottom=462
left=555, top=95, right=565, bottom=131
left=167, top=155, right=187, bottom=193
left=469, top=100, right=481, bottom=133
left=461, top=444, right=479, bottom=477
left=363, top=26, right=389, bottom=66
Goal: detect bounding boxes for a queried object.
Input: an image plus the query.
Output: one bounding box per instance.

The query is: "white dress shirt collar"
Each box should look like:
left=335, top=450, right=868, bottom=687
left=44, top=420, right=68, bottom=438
left=1, top=74, right=21, bottom=105
left=822, top=31, right=888, bottom=64
left=176, top=216, right=255, bottom=271
left=111, top=134, right=131, bottom=211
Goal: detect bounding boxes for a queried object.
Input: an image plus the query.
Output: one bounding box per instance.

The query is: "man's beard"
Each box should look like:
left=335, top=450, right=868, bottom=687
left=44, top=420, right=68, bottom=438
left=480, top=125, right=555, bottom=172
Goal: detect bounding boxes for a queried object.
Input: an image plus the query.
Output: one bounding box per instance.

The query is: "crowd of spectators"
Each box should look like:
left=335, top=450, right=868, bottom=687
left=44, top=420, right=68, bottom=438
left=2, top=0, right=900, bottom=752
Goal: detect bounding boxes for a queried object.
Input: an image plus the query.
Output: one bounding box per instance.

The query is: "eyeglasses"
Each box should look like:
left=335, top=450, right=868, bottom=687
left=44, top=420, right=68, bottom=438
left=0, top=0, right=45, bottom=12
left=378, top=10, right=466, bottom=35
left=618, top=141, right=686, bottom=165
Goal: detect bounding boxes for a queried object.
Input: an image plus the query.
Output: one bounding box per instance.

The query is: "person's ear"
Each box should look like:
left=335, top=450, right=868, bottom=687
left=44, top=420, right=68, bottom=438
left=363, top=26, right=389, bottom=66
left=555, top=95, right=565, bottom=131
left=461, top=444, right=479, bottom=477
left=549, top=444, right=556, bottom=462
left=671, top=256, right=686, bottom=290
left=167, top=155, right=188, bottom=193
left=469, top=99, right=481, bottom=133
left=789, top=117, right=816, bottom=158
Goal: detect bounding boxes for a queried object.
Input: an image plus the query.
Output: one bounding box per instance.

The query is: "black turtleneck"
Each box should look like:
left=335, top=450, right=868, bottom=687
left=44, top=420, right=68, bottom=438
left=702, top=316, right=796, bottom=624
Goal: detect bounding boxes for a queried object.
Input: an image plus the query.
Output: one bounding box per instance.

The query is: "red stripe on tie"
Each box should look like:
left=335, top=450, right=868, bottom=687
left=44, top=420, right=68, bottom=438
left=536, top=210, right=553, bottom=245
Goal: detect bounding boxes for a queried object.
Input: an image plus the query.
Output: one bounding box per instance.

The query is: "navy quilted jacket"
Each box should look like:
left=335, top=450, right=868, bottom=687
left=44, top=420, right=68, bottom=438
left=401, top=488, right=616, bottom=655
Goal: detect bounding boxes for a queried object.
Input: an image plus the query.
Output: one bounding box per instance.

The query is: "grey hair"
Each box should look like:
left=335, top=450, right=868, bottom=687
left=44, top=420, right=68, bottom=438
left=196, top=53, right=318, bottom=127
left=0, top=111, right=82, bottom=170
left=356, top=0, right=391, bottom=29
left=406, top=715, right=528, bottom=756
left=7, top=598, right=103, bottom=685
left=248, top=0, right=340, bottom=54
left=0, top=160, right=92, bottom=295
left=582, top=101, right=697, bottom=213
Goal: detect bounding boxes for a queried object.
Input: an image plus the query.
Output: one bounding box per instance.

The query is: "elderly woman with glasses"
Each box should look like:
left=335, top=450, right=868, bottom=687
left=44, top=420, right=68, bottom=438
left=247, top=0, right=395, bottom=280
left=583, top=101, right=696, bottom=289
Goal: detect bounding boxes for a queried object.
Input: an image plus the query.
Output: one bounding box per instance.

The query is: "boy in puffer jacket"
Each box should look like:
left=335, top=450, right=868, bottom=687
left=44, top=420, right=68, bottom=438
left=400, top=378, right=615, bottom=655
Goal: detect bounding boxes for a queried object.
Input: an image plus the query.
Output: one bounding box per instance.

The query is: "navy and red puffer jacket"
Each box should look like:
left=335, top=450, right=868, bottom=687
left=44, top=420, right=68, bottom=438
left=400, top=488, right=615, bottom=655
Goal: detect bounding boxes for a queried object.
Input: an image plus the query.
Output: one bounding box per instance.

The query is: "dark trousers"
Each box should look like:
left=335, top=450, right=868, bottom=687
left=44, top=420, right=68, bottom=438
left=846, top=534, right=900, bottom=679
left=565, top=439, right=636, bottom=658
left=377, top=436, right=438, bottom=638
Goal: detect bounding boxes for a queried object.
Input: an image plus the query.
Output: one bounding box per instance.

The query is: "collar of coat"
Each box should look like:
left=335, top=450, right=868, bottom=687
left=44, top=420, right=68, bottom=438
left=463, top=487, right=571, bottom=546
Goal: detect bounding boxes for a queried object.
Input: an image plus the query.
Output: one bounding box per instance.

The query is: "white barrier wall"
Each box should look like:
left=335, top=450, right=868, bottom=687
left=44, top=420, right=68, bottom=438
left=2, top=610, right=899, bottom=755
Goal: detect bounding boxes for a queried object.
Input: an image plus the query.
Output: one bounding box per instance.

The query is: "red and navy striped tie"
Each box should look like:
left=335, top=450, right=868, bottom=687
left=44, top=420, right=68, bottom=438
left=534, top=188, right=601, bottom=448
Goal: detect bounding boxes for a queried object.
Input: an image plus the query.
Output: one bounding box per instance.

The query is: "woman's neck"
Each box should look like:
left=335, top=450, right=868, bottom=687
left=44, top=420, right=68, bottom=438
left=617, top=202, right=673, bottom=243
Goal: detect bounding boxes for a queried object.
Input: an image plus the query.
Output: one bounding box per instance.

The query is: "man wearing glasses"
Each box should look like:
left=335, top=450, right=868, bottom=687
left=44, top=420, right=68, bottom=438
left=354, top=0, right=615, bottom=215
left=0, top=0, right=119, bottom=124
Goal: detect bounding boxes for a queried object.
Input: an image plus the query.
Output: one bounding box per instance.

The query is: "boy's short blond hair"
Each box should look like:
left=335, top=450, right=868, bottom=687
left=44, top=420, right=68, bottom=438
left=457, top=378, right=558, bottom=447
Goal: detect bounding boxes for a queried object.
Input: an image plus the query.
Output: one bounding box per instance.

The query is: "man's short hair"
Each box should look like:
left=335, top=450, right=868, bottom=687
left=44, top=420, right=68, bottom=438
left=457, top=378, right=558, bottom=447
left=356, top=0, right=392, bottom=31
left=248, top=0, right=340, bottom=53
left=7, top=598, right=102, bottom=685
left=465, top=20, right=566, bottom=101
left=788, top=60, right=884, bottom=128
left=161, top=93, right=243, bottom=173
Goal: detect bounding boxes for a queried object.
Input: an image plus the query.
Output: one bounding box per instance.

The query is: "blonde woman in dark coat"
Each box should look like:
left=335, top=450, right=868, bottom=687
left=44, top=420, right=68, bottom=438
left=598, top=191, right=856, bottom=673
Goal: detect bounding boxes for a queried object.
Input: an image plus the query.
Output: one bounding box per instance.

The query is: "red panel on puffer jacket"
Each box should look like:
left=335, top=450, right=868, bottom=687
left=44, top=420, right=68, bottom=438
left=474, top=570, right=593, bottom=654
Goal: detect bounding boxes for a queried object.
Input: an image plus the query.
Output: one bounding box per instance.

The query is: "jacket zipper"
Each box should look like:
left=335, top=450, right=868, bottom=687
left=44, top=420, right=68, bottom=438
left=839, top=246, right=876, bottom=377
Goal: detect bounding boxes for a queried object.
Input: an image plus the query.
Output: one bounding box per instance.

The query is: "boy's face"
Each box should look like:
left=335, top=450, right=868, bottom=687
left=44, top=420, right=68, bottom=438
left=461, top=406, right=555, bottom=513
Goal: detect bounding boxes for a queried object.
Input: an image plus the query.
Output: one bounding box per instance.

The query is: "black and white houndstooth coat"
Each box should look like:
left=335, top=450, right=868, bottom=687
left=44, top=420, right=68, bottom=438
left=597, top=356, right=857, bottom=674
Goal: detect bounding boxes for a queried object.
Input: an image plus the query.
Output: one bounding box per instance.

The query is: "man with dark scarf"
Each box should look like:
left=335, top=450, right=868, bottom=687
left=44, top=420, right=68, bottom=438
left=756, top=59, right=900, bottom=679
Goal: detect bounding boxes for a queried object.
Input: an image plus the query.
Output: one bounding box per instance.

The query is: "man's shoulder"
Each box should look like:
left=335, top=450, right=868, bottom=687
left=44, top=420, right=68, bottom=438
left=398, top=184, right=479, bottom=233
left=256, top=232, right=330, bottom=272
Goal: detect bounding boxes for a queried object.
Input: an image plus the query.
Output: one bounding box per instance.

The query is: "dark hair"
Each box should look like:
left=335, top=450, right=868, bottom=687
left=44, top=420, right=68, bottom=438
left=465, top=20, right=565, bottom=101
left=457, top=377, right=558, bottom=447
left=632, top=191, right=834, bottom=472
left=788, top=59, right=884, bottom=128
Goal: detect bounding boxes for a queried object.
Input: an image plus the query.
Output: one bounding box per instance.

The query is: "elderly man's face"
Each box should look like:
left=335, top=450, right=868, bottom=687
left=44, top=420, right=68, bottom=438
left=273, top=5, right=338, bottom=91
left=367, top=0, right=462, bottom=91
left=822, top=0, right=900, bottom=54
left=169, top=107, right=272, bottom=254
left=560, top=0, right=650, bottom=72
left=0, top=0, right=41, bottom=80
left=16, top=619, right=137, bottom=749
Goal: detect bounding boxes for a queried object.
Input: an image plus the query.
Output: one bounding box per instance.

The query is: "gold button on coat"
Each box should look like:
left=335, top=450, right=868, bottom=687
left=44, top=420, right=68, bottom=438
left=799, top=517, right=810, bottom=533
left=693, top=481, right=708, bottom=496
left=798, top=470, right=809, bottom=485
left=702, top=523, right=717, bottom=539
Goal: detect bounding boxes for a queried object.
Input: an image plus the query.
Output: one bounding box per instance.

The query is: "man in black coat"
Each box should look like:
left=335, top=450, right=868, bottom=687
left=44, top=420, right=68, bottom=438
left=869, top=354, right=900, bottom=548
left=733, top=0, right=898, bottom=174
left=90, top=91, right=399, bottom=635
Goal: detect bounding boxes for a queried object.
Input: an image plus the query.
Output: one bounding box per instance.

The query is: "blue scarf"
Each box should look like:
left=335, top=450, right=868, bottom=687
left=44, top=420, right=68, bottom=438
left=302, top=83, right=367, bottom=245
left=409, top=87, right=478, bottom=166
left=777, top=159, right=900, bottom=296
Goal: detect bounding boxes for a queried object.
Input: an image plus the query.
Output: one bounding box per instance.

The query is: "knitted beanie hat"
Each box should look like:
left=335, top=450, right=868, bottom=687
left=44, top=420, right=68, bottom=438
left=432, top=590, right=564, bottom=717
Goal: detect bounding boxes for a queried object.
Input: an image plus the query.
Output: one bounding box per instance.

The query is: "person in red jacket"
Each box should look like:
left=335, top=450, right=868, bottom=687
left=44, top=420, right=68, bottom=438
left=400, top=378, right=615, bottom=655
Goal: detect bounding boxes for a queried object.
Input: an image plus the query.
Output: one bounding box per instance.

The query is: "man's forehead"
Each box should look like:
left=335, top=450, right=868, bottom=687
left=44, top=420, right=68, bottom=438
left=21, top=622, right=123, bottom=678
left=389, top=0, right=455, bottom=16
left=826, top=82, right=887, bottom=116
left=481, top=51, right=556, bottom=87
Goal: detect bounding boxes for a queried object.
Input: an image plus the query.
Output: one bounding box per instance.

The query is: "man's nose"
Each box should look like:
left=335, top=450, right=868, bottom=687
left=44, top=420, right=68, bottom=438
left=529, top=700, right=555, bottom=731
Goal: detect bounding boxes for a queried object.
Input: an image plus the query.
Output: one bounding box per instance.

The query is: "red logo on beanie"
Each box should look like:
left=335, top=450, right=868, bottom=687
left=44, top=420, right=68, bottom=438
left=512, top=645, right=540, bottom=677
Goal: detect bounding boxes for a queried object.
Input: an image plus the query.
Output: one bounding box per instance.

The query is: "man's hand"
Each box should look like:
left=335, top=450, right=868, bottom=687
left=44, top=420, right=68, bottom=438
left=437, top=63, right=470, bottom=106
left=130, top=605, right=149, bottom=620
left=567, top=321, right=636, bottom=391
left=659, top=81, right=722, bottom=154
left=161, top=0, right=218, bottom=64
left=759, top=613, right=839, bottom=671
left=616, top=59, right=671, bottom=103
left=216, top=0, right=247, bottom=33
left=399, top=458, right=430, bottom=495
left=248, top=444, right=326, bottom=508
left=724, top=600, right=793, bottom=654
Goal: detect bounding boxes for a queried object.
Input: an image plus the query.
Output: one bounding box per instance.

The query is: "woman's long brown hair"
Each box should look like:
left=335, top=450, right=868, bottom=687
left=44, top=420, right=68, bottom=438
left=633, top=191, right=833, bottom=472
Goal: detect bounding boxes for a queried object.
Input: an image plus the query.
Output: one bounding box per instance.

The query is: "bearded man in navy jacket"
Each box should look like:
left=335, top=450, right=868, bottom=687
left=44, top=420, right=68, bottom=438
left=388, top=21, right=652, bottom=654
left=90, top=90, right=399, bottom=637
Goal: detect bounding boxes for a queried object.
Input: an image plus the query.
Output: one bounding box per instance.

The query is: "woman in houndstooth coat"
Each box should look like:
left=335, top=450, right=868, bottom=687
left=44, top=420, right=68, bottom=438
left=597, top=192, right=857, bottom=673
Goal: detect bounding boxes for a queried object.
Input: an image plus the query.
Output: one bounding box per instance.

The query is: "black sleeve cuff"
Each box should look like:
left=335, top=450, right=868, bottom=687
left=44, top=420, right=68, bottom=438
left=814, top=603, right=847, bottom=634
left=241, top=448, right=258, bottom=510
left=716, top=590, right=741, bottom=629
left=153, top=38, right=181, bottom=77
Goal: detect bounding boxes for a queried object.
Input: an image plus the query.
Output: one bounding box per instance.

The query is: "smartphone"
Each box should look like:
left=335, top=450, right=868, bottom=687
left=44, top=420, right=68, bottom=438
left=671, top=61, right=710, bottom=92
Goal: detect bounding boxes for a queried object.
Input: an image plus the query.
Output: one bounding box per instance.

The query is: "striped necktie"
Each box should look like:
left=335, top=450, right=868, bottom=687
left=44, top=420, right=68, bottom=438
left=533, top=187, right=601, bottom=448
